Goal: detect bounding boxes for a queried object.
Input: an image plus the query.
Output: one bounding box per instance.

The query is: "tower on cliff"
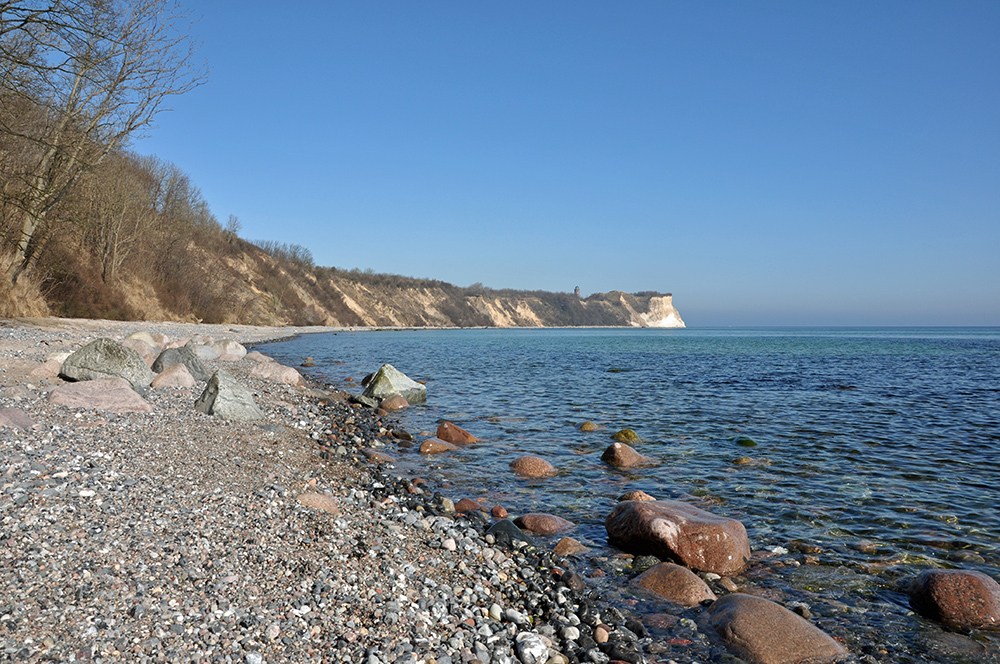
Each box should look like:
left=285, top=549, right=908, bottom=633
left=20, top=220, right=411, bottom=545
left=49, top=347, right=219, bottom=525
left=574, top=286, right=581, bottom=299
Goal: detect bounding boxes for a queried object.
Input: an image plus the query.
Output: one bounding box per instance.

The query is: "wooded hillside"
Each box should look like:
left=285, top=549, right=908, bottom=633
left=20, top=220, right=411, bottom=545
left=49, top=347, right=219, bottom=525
left=1, top=1, right=681, bottom=328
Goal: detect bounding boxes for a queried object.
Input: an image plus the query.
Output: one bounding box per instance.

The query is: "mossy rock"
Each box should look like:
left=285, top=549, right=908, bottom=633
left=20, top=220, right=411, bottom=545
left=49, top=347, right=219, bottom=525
left=579, top=421, right=600, bottom=432
left=734, top=435, right=757, bottom=448
left=733, top=456, right=754, bottom=465
left=612, top=428, right=641, bottom=444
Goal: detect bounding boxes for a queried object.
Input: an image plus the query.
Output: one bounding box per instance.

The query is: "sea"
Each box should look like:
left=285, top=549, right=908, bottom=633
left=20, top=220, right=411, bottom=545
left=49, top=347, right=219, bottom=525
left=258, top=327, right=1000, bottom=663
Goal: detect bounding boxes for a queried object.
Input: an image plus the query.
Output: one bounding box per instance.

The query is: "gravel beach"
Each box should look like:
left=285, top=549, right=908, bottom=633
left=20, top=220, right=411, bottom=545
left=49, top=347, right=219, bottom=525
left=0, top=319, right=658, bottom=664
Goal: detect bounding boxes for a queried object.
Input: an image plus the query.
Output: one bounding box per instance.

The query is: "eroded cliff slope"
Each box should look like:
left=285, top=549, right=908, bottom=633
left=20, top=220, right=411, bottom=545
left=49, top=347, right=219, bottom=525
left=13, top=238, right=685, bottom=328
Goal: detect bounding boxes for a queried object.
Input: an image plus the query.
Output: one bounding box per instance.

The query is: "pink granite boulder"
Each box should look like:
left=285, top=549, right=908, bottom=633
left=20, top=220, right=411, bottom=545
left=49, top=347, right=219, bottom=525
left=419, top=438, right=459, bottom=454
left=249, top=362, right=306, bottom=386
left=909, top=569, right=1000, bottom=630
left=510, top=455, right=557, bottom=478
left=380, top=395, right=409, bottom=411
left=151, top=363, right=196, bottom=389
left=437, top=421, right=479, bottom=445
left=0, top=407, right=35, bottom=431
left=48, top=378, right=153, bottom=413
left=606, top=499, right=750, bottom=575
left=632, top=562, right=717, bottom=607
left=706, top=593, right=847, bottom=664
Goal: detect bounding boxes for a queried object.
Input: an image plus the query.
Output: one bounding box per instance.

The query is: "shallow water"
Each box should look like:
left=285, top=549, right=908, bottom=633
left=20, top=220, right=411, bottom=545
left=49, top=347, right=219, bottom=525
left=260, top=327, right=1000, bottom=662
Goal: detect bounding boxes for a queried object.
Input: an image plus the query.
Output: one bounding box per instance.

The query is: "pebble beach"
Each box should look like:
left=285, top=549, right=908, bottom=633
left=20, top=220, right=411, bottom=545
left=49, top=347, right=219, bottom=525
left=6, top=319, right=999, bottom=664
left=0, top=319, right=653, bottom=664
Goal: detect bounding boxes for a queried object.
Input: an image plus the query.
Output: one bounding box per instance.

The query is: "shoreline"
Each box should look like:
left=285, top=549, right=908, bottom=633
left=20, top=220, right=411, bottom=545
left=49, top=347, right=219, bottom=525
left=0, top=318, right=651, bottom=664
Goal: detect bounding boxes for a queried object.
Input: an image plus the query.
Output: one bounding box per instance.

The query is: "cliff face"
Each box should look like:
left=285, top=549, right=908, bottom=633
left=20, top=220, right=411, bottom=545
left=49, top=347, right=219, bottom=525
left=291, top=275, right=686, bottom=329
left=22, top=238, right=685, bottom=328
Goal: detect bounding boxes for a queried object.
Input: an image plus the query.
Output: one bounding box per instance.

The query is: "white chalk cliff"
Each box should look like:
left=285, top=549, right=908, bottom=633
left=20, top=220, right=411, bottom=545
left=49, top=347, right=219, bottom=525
left=635, top=295, right=686, bottom=328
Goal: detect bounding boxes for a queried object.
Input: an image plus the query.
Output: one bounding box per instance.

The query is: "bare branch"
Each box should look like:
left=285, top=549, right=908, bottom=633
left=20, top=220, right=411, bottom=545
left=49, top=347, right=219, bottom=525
left=1, top=0, right=207, bottom=282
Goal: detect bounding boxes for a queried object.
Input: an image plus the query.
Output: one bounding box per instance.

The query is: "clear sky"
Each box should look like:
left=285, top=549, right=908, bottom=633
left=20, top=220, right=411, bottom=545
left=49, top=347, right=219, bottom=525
left=133, top=1, right=1000, bottom=327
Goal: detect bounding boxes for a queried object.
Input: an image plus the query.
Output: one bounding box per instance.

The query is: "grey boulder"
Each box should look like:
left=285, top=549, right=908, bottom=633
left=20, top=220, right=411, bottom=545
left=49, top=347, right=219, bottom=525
left=60, top=338, right=155, bottom=389
left=361, top=363, right=427, bottom=404
left=195, top=370, right=264, bottom=421
left=152, top=345, right=211, bottom=381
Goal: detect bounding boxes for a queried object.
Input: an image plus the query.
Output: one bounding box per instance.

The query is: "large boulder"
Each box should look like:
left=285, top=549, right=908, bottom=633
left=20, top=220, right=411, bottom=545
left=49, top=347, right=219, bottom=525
left=361, top=364, right=427, bottom=404
left=631, top=562, right=717, bottom=607
left=605, top=499, right=750, bottom=575
left=48, top=378, right=153, bottom=413
left=127, top=330, right=159, bottom=348
left=209, top=338, right=247, bottom=360
left=150, top=363, right=197, bottom=389
left=249, top=361, right=305, bottom=386
left=60, top=338, right=155, bottom=390
left=186, top=343, right=219, bottom=361
left=705, top=593, right=847, bottom=664
left=152, top=346, right=211, bottom=382
left=908, top=569, right=1000, bottom=630
left=121, top=338, right=158, bottom=366
left=195, top=371, right=264, bottom=421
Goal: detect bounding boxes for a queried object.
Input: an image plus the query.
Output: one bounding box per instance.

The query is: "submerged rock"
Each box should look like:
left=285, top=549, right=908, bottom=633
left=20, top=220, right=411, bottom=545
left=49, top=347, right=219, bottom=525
left=705, top=593, right=847, bottom=664
left=436, top=421, right=479, bottom=445
left=514, top=513, right=575, bottom=535
left=618, top=490, right=656, bottom=502
left=510, top=455, right=557, bottom=478
left=454, top=498, right=488, bottom=513
left=194, top=370, right=264, bottom=421
left=908, top=569, right=1000, bottom=630
left=419, top=438, right=459, bottom=454
left=605, top=499, right=750, bottom=575
left=553, top=537, right=590, bottom=556
left=602, top=442, right=654, bottom=468
left=60, top=338, right=156, bottom=389
left=361, top=363, right=427, bottom=404
left=612, top=428, right=641, bottom=443
left=631, top=562, right=716, bottom=607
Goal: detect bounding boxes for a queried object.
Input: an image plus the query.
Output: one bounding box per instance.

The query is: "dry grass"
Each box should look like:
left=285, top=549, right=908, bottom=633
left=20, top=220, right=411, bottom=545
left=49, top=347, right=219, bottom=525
left=0, top=256, right=50, bottom=318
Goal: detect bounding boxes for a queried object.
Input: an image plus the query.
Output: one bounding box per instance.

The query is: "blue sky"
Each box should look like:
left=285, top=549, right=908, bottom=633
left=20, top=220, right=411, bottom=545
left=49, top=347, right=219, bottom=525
left=134, top=2, right=1000, bottom=326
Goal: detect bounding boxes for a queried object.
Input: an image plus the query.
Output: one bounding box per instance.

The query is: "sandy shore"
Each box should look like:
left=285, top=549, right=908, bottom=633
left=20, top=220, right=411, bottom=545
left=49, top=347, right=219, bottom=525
left=0, top=318, right=651, bottom=664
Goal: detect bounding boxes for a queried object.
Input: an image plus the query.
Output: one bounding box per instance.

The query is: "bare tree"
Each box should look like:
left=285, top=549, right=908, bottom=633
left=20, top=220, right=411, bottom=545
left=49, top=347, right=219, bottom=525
left=0, top=0, right=207, bottom=283
left=76, top=151, right=157, bottom=282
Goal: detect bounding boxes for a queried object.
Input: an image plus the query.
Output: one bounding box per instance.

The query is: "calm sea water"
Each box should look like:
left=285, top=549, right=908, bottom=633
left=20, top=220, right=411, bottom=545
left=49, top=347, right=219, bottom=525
left=260, top=327, right=1000, bottom=662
